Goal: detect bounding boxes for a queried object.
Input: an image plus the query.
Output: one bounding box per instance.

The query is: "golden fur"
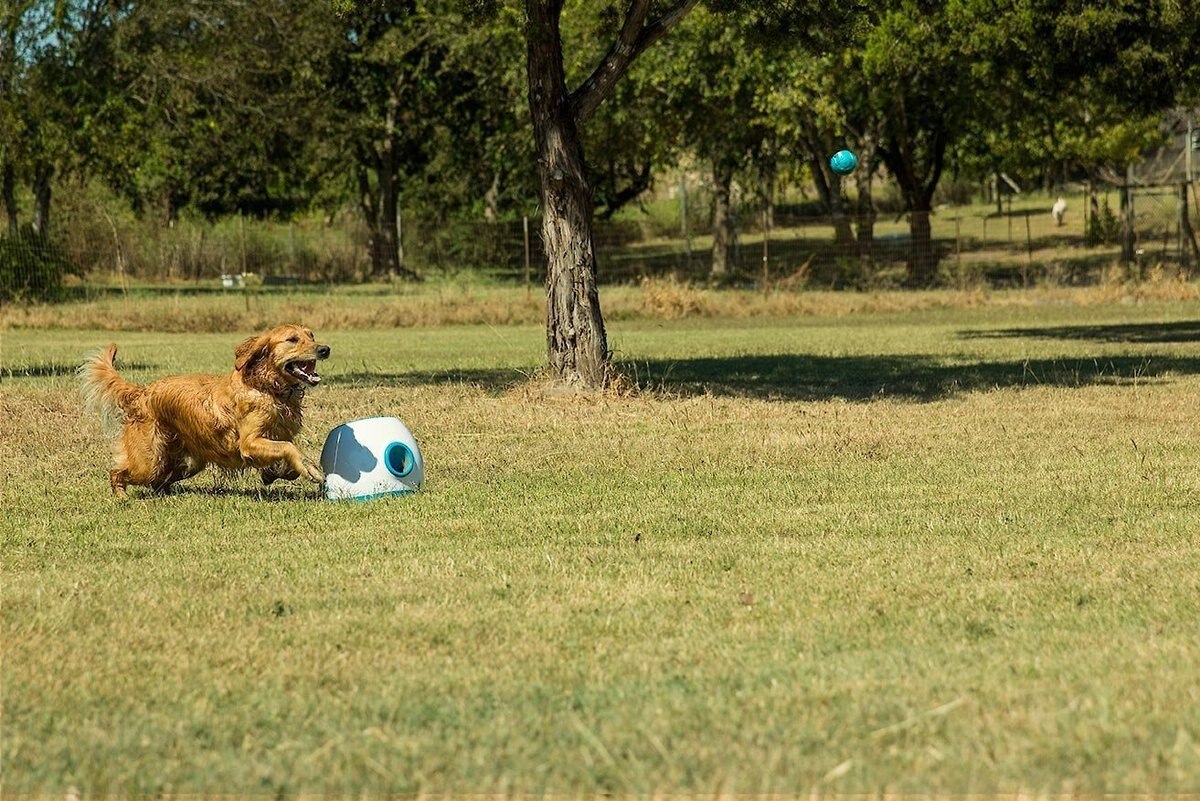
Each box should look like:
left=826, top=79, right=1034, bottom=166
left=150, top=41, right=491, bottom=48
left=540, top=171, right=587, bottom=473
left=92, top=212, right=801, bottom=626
left=80, top=324, right=331, bottom=497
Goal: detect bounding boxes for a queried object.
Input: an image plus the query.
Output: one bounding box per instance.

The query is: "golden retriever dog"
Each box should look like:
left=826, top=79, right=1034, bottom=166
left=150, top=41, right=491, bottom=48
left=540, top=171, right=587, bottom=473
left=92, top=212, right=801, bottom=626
left=80, top=324, right=331, bottom=497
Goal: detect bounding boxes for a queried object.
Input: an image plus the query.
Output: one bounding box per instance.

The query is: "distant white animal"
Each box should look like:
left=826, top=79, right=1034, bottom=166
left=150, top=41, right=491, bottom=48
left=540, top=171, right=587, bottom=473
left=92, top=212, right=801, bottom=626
left=1052, top=196, right=1067, bottom=226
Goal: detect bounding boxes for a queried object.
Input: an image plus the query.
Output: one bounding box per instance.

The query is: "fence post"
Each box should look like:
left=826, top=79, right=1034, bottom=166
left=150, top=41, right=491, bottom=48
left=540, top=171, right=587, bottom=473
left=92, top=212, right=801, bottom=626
left=522, top=215, right=532, bottom=295
left=761, top=207, right=770, bottom=297
left=1182, top=182, right=1198, bottom=272
left=1024, top=210, right=1033, bottom=285
left=955, top=216, right=962, bottom=288
left=1187, top=115, right=1194, bottom=185
left=396, top=209, right=407, bottom=275
left=238, top=213, right=247, bottom=276
left=288, top=221, right=297, bottom=273
left=1007, top=195, right=1013, bottom=243
left=681, top=177, right=692, bottom=272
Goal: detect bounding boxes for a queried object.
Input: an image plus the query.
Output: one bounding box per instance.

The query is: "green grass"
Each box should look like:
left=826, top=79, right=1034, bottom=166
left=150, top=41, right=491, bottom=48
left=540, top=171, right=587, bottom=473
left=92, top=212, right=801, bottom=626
left=5, top=295, right=1200, bottom=796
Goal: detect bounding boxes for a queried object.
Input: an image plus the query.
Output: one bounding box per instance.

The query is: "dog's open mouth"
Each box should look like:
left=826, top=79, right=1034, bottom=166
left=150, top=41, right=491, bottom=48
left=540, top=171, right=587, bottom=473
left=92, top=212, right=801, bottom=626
left=286, top=360, right=321, bottom=386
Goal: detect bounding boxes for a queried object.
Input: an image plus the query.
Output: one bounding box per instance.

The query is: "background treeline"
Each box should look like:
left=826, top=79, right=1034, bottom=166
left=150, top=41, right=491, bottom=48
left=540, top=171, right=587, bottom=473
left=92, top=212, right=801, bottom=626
left=1, top=0, right=1198, bottom=298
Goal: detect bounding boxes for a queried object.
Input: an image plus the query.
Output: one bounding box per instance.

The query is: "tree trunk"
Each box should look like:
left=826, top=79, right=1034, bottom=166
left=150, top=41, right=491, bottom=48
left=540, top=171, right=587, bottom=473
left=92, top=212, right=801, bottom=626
left=357, top=149, right=415, bottom=280
left=908, top=205, right=936, bottom=285
left=1119, top=183, right=1135, bottom=264
left=710, top=159, right=734, bottom=276
left=828, top=172, right=854, bottom=248
left=854, top=165, right=876, bottom=266
left=377, top=168, right=401, bottom=277
left=32, top=161, right=53, bottom=236
left=1088, top=174, right=1100, bottom=222
left=371, top=143, right=401, bottom=277
left=484, top=172, right=501, bottom=222
left=760, top=164, right=776, bottom=232
left=356, top=163, right=380, bottom=276
left=527, top=2, right=611, bottom=389
left=808, top=154, right=855, bottom=246
left=879, top=131, right=946, bottom=286
left=1, top=161, right=16, bottom=234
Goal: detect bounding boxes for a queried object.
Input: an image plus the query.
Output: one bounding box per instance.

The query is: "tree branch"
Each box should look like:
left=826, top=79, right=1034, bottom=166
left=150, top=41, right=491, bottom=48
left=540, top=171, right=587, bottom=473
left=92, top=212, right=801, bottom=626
left=569, top=0, right=698, bottom=124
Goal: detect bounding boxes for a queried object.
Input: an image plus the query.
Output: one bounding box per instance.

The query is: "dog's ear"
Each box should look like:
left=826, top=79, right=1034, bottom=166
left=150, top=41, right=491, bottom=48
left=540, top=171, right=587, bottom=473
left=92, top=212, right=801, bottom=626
left=234, top=333, right=271, bottom=372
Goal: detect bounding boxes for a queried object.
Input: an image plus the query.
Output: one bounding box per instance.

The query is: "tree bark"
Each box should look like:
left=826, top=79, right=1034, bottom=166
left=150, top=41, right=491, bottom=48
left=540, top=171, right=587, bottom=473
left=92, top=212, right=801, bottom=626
left=527, top=1, right=611, bottom=389
left=908, top=206, right=935, bottom=284
left=1, top=161, right=16, bottom=234
left=710, top=159, right=734, bottom=276
left=484, top=171, right=501, bottom=222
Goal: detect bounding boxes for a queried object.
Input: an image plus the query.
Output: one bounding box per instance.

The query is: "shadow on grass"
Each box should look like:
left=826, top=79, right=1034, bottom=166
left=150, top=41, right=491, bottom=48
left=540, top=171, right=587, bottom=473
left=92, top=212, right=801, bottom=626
left=329, top=368, right=530, bottom=391
left=164, top=483, right=323, bottom=502
left=963, top=321, right=1200, bottom=344
left=332, top=353, right=1200, bottom=403
left=2, top=361, right=154, bottom=380
left=624, top=353, right=1200, bottom=402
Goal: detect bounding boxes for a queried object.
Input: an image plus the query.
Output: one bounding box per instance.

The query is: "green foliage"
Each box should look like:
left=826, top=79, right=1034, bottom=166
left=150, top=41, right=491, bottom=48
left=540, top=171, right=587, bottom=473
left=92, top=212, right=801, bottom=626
left=1086, top=196, right=1121, bottom=245
left=0, top=231, right=82, bottom=302
left=3, top=0, right=1198, bottom=274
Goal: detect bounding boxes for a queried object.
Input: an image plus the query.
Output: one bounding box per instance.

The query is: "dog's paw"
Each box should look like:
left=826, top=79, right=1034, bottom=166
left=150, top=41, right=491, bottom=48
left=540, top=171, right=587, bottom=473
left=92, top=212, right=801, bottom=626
left=263, top=462, right=302, bottom=485
left=304, top=462, right=324, bottom=484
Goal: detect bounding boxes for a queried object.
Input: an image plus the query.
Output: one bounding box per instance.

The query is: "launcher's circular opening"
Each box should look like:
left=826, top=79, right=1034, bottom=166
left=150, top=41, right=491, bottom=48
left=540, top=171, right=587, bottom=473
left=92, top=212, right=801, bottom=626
left=383, top=442, right=415, bottom=478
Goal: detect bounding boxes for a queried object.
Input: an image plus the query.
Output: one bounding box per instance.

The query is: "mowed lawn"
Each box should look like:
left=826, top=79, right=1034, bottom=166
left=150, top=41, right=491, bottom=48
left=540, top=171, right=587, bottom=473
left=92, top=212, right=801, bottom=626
left=5, top=296, right=1200, bottom=796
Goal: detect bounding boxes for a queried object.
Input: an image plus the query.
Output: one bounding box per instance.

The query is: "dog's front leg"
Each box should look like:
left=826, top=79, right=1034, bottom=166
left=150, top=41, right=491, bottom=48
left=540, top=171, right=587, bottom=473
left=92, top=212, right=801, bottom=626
left=238, top=429, right=323, bottom=484
left=261, top=462, right=301, bottom=486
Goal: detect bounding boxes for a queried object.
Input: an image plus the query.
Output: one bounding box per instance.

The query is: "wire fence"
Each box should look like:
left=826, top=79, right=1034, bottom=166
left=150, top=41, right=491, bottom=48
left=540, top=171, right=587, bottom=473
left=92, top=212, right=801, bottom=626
left=2, top=183, right=1197, bottom=303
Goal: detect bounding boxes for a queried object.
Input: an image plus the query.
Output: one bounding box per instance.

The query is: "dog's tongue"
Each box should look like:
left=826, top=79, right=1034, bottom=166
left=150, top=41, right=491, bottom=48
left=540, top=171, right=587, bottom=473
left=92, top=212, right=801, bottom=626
left=294, top=360, right=320, bottom=385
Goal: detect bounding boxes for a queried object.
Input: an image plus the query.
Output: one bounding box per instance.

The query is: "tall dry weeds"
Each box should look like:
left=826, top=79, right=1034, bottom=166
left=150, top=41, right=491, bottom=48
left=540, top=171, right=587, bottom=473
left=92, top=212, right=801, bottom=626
left=4, top=271, right=1200, bottom=333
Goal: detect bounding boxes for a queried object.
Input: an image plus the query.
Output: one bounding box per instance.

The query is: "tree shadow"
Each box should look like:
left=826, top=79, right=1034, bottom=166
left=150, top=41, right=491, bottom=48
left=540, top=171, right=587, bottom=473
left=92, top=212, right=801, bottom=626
left=329, top=353, right=1200, bottom=403
left=622, top=353, right=1200, bottom=402
left=329, top=368, right=529, bottom=392
left=2, top=361, right=155, bottom=380
left=963, top=321, right=1200, bottom=344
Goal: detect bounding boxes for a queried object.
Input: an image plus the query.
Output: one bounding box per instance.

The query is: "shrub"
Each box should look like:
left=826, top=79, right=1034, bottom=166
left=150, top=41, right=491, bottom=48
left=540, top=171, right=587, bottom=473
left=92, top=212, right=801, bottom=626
left=0, top=231, right=83, bottom=302
left=1086, top=197, right=1121, bottom=245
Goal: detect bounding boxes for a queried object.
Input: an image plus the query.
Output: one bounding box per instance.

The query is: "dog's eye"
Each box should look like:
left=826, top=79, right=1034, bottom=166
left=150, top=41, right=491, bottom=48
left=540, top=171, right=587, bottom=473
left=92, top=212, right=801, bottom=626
left=287, top=336, right=299, bottom=343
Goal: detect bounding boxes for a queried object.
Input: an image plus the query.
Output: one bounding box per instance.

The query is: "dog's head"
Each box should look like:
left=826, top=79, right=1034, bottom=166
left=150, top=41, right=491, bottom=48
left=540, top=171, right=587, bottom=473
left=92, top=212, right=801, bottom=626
left=235, top=324, right=331, bottom=392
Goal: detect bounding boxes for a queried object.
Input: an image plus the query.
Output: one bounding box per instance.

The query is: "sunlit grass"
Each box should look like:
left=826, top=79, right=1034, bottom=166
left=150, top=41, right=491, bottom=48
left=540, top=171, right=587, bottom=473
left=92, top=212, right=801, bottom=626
left=5, top=295, right=1200, bottom=796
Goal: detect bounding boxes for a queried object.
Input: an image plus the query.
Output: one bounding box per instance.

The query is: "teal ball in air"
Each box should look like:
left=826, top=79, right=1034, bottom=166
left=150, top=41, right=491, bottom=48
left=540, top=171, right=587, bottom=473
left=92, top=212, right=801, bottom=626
left=829, top=149, right=858, bottom=176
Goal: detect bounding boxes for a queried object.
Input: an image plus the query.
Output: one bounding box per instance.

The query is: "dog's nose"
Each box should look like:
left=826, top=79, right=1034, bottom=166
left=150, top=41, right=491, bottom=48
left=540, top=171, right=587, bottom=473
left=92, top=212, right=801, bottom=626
left=317, top=345, right=331, bottom=359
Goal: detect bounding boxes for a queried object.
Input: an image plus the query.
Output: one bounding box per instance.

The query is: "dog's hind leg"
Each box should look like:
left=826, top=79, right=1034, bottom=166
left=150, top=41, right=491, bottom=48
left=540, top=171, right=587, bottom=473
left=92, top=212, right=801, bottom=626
left=110, top=468, right=130, bottom=499
left=111, top=420, right=173, bottom=497
left=152, top=453, right=206, bottom=494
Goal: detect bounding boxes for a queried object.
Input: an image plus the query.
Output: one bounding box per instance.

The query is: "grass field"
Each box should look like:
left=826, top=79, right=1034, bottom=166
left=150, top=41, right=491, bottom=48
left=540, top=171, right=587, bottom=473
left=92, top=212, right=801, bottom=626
left=5, top=287, right=1200, bottom=797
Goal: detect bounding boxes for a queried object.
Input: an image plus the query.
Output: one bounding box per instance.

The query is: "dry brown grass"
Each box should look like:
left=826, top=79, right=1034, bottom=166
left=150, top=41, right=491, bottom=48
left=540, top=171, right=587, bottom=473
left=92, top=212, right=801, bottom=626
left=7, top=308, right=1200, bottom=795
left=5, top=271, right=1200, bottom=334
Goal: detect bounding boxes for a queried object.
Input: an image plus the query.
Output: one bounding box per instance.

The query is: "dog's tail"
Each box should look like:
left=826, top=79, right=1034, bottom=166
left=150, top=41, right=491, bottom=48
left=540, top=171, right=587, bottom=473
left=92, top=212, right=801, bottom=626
left=79, top=344, right=141, bottom=434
